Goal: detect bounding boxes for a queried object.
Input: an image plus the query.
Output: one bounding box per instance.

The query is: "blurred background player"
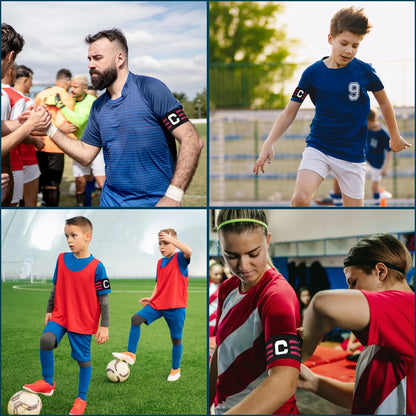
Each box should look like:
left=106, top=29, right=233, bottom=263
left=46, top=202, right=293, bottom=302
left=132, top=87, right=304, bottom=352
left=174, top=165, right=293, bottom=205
left=113, top=229, right=192, bottom=381
left=14, top=65, right=43, bottom=206
left=209, top=209, right=300, bottom=414
left=366, top=107, right=392, bottom=206
left=35, top=68, right=76, bottom=206
left=47, top=75, right=105, bottom=206
left=23, top=216, right=111, bottom=415
left=299, top=233, right=414, bottom=414
left=253, top=7, right=411, bottom=207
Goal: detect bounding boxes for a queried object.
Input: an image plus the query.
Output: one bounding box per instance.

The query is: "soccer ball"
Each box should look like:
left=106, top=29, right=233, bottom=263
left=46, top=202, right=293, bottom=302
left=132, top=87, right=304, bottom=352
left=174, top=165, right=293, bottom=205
left=7, top=390, right=42, bottom=415
left=106, top=359, right=130, bottom=382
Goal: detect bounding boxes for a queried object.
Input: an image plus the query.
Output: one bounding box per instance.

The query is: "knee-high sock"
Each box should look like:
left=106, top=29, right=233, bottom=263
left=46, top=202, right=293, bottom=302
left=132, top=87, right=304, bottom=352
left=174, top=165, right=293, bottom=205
left=40, top=349, right=54, bottom=385
left=78, top=365, right=92, bottom=401
left=172, top=344, right=183, bottom=370
left=127, top=325, right=141, bottom=354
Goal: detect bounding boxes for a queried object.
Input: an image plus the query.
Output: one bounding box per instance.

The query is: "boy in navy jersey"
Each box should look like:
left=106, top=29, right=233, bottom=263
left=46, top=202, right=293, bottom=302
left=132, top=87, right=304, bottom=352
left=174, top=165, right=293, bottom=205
left=113, top=229, right=192, bottom=382
left=254, top=7, right=410, bottom=207
left=366, top=107, right=392, bottom=205
left=23, top=216, right=111, bottom=415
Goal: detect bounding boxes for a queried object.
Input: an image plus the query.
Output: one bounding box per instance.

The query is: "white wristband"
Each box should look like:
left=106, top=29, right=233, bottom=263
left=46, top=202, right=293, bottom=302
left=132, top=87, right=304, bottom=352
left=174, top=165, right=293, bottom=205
left=165, top=185, right=184, bottom=202
left=46, top=124, right=58, bottom=138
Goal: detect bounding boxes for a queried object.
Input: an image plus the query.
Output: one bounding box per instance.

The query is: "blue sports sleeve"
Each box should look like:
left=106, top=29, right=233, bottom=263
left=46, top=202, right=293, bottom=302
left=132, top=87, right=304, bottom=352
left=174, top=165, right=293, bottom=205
left=176, top=251, right=190, bottom=277
left=140, top=77, right=181, bottom=119
left=291, top=66, right=311, bottom=103
left=95, top=262, right=111, bottom=295
left=81, top=101, right=102, bottom=147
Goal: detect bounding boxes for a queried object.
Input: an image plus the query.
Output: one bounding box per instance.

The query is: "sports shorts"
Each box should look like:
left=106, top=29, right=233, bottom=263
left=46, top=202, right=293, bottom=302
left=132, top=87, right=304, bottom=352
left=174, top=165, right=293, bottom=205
left=137, top=305, right=186, bottom=339
left=23, top=164, right=41, bottom=184
left=44, top=320, right=92, bottom=362
left=37, top=152, right=64, bottom=188
left=367, top=163, right=383, bottom=182
left=72, top=151, right=105, bottom=178
left=299, top=146, right=367, bottom=200
left=11, top=169, right=23, bottom=204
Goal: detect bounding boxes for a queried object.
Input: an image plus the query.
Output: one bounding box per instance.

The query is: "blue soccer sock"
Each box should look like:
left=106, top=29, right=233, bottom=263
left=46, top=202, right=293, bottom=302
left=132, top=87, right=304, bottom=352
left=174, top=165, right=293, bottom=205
left=330, top=191, right=343, bottom=207
left=127, top=325, right=141, bottom=354
left=373, top=192, right=380, bottom=206
left=40, top=349, right=54, bottom=385
left=78, top=365, right=92, bottom=401
left=171, top=343, right=183, bottom=370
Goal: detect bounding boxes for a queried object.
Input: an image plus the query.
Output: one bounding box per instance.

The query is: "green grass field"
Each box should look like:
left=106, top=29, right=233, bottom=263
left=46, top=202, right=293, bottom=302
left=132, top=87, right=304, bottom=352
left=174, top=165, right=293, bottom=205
left=58, top=123, right=207, bottom=207
left=1, top=279, right=207, bottom=415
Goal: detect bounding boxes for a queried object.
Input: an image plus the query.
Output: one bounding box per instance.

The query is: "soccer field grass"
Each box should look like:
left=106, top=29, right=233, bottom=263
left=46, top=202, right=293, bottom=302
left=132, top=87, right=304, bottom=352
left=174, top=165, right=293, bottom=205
left=1, top=279, right=207, bottom=415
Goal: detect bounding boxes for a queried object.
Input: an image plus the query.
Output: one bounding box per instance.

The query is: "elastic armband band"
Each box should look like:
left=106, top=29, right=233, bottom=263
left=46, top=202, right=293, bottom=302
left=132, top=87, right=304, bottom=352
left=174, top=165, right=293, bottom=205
left=165, top=185, right=184, bottom=202
left=162, top=108, right=189, bottom=132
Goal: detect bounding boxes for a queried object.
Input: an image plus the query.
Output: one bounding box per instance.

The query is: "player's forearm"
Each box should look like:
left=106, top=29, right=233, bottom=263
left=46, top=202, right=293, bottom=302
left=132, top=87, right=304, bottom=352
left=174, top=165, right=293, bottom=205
left=266, top=102, right=299, bottom=145
left=170, top=122, right=204, bottom=192
left=226, top=367, right=298, bottom=414
left=46, top=284, right=56, bottom=313
left=378, top=99, right=401, bottom=141
left=1, top=121, right=34, bottom=155
left=312, top=376, right=354, bottom=409
left=1, top=120, right=20, bottom=136
left=209, top=346, right=218, bottom=407
left=172, top=240, right=192, bottom=258
left=49, top=129, right=98, bottom=166
left=99, top=294, right=110, bottom=327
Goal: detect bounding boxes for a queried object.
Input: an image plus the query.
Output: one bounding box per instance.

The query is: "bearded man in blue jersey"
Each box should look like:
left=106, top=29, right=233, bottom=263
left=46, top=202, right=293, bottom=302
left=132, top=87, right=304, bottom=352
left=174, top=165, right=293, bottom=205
left=45, top=28, right=204, bottom=207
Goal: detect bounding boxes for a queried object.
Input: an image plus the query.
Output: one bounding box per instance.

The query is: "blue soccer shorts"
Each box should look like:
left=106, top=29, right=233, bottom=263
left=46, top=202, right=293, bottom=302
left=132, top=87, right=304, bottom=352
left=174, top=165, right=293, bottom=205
left=137, top=305, right=186, bottom=339
left=43, top=320, right=92, bottom=362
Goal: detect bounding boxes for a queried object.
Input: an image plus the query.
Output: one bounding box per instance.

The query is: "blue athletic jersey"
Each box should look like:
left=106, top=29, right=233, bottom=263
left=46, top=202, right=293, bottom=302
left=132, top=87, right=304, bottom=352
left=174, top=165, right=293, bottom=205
left=53, top=252, right=111, bottom=296
left=158, top=251, right=190, bottom=279
left=292, top=58, right=384, bottom=163
left=366, top=127, right=391, bottom=168
left=81, top=72, right=182, bottom=207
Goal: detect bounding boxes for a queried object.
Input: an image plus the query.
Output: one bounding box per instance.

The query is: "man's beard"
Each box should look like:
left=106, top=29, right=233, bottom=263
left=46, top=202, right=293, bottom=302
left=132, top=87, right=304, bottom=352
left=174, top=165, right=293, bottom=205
left=90, top=66, right=118, bottom=90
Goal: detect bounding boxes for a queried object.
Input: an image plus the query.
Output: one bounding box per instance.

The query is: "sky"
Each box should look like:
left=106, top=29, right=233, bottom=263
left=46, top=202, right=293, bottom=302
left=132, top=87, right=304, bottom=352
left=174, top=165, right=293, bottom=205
left=280, top=1, right=415, bottom=107
left=1, top=1, right=207, bottom=99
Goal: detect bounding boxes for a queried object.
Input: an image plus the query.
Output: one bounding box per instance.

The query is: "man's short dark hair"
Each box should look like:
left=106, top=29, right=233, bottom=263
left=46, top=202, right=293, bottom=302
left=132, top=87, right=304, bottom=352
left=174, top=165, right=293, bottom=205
left=1, top=23, right=24, bottom=59
left=56, top=68, right=72, bottom=81
left=16, top=65, right=33, bottom=80
left=85, top=28, right=128, bottom=58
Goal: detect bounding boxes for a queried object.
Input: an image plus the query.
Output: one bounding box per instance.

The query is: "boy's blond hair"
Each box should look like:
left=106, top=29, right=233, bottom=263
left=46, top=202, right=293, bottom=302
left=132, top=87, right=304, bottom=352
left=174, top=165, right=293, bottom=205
left=160, top=228, right=177, bottom=238
left=330, top=7, right=372, bottom=37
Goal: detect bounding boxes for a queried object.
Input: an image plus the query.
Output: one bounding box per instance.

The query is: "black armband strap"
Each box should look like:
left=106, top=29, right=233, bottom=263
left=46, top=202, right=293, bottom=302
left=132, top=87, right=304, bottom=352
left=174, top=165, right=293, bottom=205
left=292, top=88, right=308, bottom=102
left=96, top=278, right=111, bottom=292
left=266, top=334, right=301, bottom=365
left=162, top=107, right=189, bottom=132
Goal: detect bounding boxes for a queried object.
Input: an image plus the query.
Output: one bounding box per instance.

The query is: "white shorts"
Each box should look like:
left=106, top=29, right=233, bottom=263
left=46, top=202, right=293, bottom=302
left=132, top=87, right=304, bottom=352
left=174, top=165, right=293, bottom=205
left=367, top=163, right=382, bottom=182
left=72, top=150, right=105, bottom=178
left=299, top=146, right=367, bottom=200
left=11, top=169, right=24, bottom=204
left=23, top=164, right=41, bottom=184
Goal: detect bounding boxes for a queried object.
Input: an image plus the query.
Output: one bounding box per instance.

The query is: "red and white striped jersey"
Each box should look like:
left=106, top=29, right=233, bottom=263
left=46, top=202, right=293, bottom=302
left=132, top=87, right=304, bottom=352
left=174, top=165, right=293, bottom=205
left=214, top=268, right=300, bottom=414
left=354, top=290, right=415, bottom=414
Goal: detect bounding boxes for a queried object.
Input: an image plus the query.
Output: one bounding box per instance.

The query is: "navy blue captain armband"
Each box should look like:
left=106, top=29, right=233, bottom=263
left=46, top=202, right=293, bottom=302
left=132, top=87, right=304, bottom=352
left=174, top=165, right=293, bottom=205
left=162, top=107, right=189, bottom=132
left=291, top=88, right=308, bottom=102
left=266, top=334, right=301, bottom=365
left=95, top=278, right=111, bottom=292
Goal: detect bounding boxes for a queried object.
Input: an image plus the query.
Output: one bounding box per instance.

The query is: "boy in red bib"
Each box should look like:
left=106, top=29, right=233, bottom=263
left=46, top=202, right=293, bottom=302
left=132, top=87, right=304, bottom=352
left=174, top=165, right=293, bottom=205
left=113, top=228, right=192, bottom=381
left=23, top=216, right=111, bottom=415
